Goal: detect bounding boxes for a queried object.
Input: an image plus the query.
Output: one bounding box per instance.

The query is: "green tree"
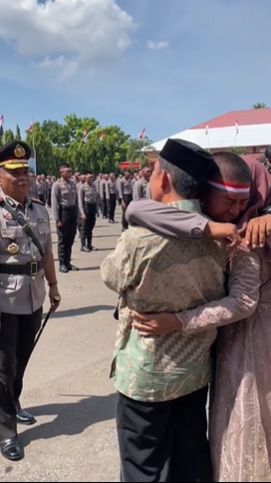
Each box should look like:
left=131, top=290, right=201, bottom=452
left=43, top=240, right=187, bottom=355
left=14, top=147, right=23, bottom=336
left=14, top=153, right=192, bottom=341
left=4, top=129, right=15, bottom=144
left=127, top=139, right=151, bottom=168
left=253, top=102, right=268, bottom=109
left=15, top=125, right=22, bottom=140
left=26, top=124, right=54, bottom=174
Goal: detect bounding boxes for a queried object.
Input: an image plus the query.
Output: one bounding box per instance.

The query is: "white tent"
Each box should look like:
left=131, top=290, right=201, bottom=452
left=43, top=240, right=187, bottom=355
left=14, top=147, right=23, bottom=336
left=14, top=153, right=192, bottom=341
left=146, top=109, right=271, bottom=152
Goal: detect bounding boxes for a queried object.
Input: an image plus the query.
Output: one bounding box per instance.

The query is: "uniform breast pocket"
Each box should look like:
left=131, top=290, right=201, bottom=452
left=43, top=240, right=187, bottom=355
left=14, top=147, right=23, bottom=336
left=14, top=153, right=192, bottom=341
left=38, top=222, right=49, bottom=235
left=0, top=274, right=17, bottom=292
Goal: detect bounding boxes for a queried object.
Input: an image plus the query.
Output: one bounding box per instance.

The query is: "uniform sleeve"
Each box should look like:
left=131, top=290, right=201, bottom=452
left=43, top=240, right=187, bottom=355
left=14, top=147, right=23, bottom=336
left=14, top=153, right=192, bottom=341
left=178, top=250, right=261, bottom=334
left=133, top=181, right=141, bottom=201
left=101, top=233, right=138, bottom=294
left=119, top=180, right=124, bottom=200
left=78, top=185, right=85, bottom=217
left=126, top=200, right=208, bottom=239
left=51, top=182, right=60, bottom=221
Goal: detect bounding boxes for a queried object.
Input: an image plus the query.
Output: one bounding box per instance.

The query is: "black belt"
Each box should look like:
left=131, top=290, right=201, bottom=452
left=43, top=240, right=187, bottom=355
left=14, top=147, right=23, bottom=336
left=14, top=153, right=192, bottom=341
left=60, top=205, right=77, bottom=210
left=0, top=261, right=43, bottom=276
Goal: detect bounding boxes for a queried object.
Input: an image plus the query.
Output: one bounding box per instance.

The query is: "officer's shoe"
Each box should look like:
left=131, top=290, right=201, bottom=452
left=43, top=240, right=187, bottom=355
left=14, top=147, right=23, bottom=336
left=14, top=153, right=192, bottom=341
left=16, top=408, right=37, bottom=425
left=67, top=264, right=79, bottom=271
left=0, top=438, right=24, bottom=461
left=59, top=265, right=69, bottom=273
left=81, top=247, right=91, bottom=253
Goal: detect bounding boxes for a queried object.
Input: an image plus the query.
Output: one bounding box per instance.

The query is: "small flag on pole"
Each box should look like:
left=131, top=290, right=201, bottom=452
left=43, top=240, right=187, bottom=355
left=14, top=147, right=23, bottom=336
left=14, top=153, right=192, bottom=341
left=99, top=131, right=106, bottom=141
left=235, top=121, right=239, bottom=135
left=138, top=128, right=146, bottom=140
left=26, top=120, right=34, bottom=134
left=0, top=114, right=4, bottom=136
left=205, top=124, right=209, bottom=136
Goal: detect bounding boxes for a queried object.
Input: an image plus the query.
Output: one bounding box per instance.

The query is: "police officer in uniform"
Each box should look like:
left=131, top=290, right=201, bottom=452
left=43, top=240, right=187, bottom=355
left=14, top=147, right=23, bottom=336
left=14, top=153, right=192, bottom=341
left=0, top=141, right=61, bottom=461
left=51, top=164, right=79, bottom=273
left=78, top=173, right=98, bottom=252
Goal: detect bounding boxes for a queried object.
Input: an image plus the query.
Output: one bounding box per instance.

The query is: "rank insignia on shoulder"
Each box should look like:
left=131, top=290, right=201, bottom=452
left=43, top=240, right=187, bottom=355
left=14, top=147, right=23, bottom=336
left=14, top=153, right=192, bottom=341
left=31, top=198, right=44, bottom=205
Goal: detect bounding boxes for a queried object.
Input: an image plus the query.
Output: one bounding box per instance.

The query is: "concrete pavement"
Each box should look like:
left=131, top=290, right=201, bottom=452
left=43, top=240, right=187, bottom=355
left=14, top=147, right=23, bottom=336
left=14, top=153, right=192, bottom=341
left=0, top=210, right=123, bottom=482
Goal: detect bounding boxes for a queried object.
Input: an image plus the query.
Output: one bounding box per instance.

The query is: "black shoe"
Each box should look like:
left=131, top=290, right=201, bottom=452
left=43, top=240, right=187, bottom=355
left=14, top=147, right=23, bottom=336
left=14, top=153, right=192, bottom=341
left=67, top=264, right=79, bottom=271
left=59, top=265, right=69, bottom=273
left=0, top=438, right=24, bottom=461
left=89, top=246, right=98, bottom=252
left=17, top=409, right=36, bottom=426
left=81, top=247, right=91, bottom=253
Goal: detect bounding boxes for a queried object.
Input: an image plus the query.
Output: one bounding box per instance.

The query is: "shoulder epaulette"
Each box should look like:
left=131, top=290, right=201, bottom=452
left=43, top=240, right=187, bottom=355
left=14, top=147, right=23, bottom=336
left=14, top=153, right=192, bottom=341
left=31, top=198, right=44, bottom=205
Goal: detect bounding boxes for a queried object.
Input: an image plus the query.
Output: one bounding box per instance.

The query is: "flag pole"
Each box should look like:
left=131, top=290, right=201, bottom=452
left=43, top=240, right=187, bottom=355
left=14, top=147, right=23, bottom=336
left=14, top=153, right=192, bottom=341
left=234, top=121, right=239, bottom=149
left=32, top=120, right=37, bottom=172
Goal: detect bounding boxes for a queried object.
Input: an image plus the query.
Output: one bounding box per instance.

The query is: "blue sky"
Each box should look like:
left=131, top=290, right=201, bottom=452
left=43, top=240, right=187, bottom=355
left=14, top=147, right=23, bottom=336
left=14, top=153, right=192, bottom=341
left=0, top=0, right=270, bottom=143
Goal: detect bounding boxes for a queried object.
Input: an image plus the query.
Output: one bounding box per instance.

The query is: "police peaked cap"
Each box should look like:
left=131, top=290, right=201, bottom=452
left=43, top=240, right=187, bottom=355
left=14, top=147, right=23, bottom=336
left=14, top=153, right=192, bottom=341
left=0, top=141, right=31, bottom=170
left=160, top=138, right=213, bottom=181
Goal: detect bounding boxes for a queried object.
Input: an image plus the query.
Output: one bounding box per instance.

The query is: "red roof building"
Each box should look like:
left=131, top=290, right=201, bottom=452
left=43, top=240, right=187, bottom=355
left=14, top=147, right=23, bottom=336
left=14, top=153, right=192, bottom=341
left=148, top=108, right=271, bottom=154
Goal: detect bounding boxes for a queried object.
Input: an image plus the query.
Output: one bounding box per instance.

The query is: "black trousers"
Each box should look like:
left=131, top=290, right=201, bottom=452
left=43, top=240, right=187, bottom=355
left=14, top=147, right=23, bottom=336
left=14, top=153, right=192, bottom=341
left=102, top=194, right=109, bottom=218
left=116, top=387, right=212, bottom=483
left=109, top=194, right=117, bottom=222
left=0, top=308, right=43, bottom=439
left=57, top=206, right=77, bottom=267
left=80, top=203, right=97, bottom=248
left=38, top=194, right=46, bottom=205
left=122, top=194, right=133, bottom=230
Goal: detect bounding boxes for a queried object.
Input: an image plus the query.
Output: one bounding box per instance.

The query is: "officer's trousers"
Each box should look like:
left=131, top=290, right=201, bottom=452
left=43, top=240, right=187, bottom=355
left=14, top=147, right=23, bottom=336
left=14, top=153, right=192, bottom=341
left=58, top=206, right=77, bottom=267
left=121, top=194, right=133, bottom=230
left=109, top=194, right=117, bottom=222
left=80, top=203, right=96, bottom=249
left=116, top=387, right=212, bottom=483
left=0, top=308, right=42, bottom=439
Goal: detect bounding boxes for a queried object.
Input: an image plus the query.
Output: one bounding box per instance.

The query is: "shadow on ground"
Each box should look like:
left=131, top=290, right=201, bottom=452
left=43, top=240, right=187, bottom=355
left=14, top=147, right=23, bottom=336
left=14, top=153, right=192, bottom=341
left=20, top=393, right=116, bottom=447
left=93, top=234, right=120, bottom=239
left=49, top=305, right=116, bottom=319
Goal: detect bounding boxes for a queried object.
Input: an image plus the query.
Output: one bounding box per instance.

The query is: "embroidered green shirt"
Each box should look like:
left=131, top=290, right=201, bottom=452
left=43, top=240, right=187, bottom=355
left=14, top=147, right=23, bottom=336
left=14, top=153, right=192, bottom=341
left=101, top=200, right=227, bottom=402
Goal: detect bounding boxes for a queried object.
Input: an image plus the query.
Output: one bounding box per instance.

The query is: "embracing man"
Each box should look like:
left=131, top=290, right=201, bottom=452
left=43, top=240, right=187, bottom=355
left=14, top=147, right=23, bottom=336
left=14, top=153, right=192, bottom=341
left=101, top=139, right=230, bottom=482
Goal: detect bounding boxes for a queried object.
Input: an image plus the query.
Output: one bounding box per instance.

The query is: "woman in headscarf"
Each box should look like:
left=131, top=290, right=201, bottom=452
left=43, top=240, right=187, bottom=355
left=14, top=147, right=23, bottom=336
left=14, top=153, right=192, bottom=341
left=127, top=153, right=271, bottom=482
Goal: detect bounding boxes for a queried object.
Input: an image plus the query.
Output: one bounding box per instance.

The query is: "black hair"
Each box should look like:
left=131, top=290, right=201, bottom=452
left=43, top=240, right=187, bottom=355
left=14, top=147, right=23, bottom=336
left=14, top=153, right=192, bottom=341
left=159, top=158, right=199, bottom=198
left=209, top=151, right=252, bottom=184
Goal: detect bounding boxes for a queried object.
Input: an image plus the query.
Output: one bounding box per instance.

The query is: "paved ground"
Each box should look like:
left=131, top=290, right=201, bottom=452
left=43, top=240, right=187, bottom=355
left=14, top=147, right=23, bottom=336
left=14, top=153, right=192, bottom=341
left=0, top=209, right=123, bottom=482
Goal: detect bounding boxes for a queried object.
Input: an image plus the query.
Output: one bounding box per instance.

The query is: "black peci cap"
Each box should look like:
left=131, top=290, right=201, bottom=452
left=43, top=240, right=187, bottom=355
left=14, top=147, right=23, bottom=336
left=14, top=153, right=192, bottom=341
left=0, top=141, right=31, bottom=170
left=160, top=138, right=213, bottom=181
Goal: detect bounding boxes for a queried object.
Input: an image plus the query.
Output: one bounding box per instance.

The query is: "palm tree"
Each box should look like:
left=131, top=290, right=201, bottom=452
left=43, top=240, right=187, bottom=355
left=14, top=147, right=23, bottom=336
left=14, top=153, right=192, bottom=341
left=253, top=102, right=268, bottom=109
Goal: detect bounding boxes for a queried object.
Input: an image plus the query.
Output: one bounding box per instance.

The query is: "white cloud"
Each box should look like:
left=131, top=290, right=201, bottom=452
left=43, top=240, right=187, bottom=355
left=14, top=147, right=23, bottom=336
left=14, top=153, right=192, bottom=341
left=0, top=0, right=135, bottom=77
left=147, top=40, right=169, bottom=50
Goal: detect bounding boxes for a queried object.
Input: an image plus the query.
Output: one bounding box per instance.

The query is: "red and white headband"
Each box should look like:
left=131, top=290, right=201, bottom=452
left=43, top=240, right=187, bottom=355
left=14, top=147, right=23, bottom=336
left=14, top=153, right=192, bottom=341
left=207, top=180, right=250, bottom=194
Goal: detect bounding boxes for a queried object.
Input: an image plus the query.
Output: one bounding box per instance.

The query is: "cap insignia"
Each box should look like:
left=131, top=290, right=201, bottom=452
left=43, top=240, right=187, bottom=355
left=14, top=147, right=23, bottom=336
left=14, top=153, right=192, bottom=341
left=14, top=145, right=26, bottom=159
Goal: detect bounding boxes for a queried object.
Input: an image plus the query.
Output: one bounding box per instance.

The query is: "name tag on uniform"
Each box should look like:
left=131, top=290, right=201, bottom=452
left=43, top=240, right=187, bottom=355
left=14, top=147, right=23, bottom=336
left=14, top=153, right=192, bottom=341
left=1, top=227, right=24, bottom=238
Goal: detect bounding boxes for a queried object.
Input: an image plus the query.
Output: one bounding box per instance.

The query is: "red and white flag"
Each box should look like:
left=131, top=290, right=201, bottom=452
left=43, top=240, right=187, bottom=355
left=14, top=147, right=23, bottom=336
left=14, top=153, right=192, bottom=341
left=235, top=121, right=239, bottom=135
left=26, top=120, right=34, bottom=134
left=138, top=128, right=146, bottom=140
left=0, top=114, right=4, bottom=136
left=205, top=124, right=209, bottom=136
left=99, top=131, right=106, bottom=141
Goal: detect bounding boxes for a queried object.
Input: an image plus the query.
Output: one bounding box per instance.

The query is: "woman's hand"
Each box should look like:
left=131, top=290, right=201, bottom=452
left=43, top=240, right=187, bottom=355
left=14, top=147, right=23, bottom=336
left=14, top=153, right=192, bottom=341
left=131, top=311, right=181, bottom=337
left=244, top=215, right=271, bottom=248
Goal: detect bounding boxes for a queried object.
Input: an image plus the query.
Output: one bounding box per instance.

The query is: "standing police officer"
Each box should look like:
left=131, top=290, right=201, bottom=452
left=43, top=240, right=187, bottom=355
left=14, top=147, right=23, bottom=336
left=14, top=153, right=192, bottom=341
left=51, top=164, right=79, bottom=273
left=78, top=173, right=98, bottom=252
left=0, top=141, right=61, bottom=461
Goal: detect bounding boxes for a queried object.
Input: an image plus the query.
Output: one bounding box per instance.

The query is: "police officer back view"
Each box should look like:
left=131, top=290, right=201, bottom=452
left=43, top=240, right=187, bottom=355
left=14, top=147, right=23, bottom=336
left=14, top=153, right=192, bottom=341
left=0, top=141, right=61, bottom=461
left=51, top=164, right=79, bottom=273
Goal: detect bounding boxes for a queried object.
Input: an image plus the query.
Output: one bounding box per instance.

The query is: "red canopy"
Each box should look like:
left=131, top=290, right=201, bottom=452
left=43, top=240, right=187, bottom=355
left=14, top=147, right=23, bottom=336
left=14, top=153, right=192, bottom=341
left=119, top=161, right=140, bottom=170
